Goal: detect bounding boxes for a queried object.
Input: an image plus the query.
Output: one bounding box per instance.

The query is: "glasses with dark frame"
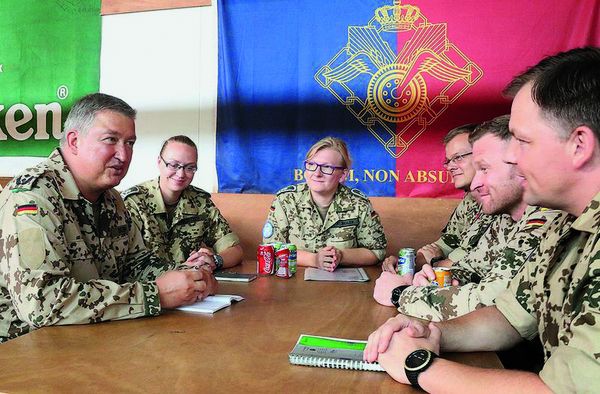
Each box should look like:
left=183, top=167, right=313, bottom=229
left=304, top=161, right=345, bottom=175
left=160, top=155, right=198, bottom=174
left=443, top=152, right=472, bottom=168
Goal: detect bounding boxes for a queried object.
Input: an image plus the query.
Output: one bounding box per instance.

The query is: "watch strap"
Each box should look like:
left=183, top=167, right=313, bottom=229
left=213, top=254, right=224, bottom=270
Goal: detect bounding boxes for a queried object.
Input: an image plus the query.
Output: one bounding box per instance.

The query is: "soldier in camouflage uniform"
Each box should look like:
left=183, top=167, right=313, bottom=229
left=382, top=123, right=483, bottom=273
left=0, top=94, right=212, bottom=343
left=364, top=47, right=600, bottom=392
left=123, top=136, right=242, bottom=272
left=374, top=115, right=562, bottom=321
left=263, top=137, right=386, bottom=271
left=396, top=205, right=562, bottom=321
left=424, top=124, right=481, bottom=263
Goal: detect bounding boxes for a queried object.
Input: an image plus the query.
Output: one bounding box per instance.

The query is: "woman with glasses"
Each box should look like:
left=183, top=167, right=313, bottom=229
left=262, top=137, right=387, bottom=271
left=123, top=135, right=243, bottom=275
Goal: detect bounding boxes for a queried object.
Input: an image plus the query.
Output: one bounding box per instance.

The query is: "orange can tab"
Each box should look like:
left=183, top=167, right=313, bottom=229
left=432, top=268, right=453, bottom=287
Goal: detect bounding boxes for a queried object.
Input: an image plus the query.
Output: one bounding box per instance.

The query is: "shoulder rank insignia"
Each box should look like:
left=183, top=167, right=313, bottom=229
left=121, top=186, right=141, bottom=199
left=350, top=188, right=368, bottom=200
left=276, top=185, right=297, bottom=195
left=15, top=204, right=39, bottom=216
left=9, top=174, right=38, bottom=192
left=189, top=185, right=211, bottom=198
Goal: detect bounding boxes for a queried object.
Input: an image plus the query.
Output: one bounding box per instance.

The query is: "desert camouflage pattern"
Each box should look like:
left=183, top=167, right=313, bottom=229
left=496, top=193, right=600, bottom=392
left=0, top=150, right=177, bottom=343
left=446, top=205, right=496, bottom=263
left=263, top=183, right=387, bottom=260
left=397, top=205, right=564, bottom=321
left=123, top=179, right=239, bottom=264
left=434, top=192, right=481, bottom=257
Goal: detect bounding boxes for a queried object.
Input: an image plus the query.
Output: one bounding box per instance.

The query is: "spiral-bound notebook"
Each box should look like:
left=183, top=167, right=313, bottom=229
left=288, top=334, right=384, bottom=372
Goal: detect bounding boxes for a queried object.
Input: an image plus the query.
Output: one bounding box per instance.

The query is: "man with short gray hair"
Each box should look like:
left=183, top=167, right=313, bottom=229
left=0, top=93, right=215, bottom=343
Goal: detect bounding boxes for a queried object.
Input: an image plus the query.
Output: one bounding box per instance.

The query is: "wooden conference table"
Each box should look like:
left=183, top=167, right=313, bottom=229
left=0, top=263, right=502, bottom=393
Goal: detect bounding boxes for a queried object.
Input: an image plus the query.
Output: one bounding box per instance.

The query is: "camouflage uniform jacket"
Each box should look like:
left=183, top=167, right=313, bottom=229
left=262, top=183, right=387, bottom=261
left=122, top=178, right=239, bottom=264
left=433, top=192, right=481, bottom=258
left=496, top=193, right=600, bottom=392
left=397, top=205, right=563, bottom=321
left=446, top=206, right=496, bottom=264
left=0, top=150, right=178, bottom=343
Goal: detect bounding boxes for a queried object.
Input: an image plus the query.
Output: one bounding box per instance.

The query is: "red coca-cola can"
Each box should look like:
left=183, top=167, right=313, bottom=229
left=257, top=244, right=276, bottom=276
left=275, top=247, right=292, bottom=278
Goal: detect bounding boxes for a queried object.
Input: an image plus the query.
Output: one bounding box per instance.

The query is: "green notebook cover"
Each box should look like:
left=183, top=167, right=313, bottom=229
left=289, top=334, right=384, bottom=372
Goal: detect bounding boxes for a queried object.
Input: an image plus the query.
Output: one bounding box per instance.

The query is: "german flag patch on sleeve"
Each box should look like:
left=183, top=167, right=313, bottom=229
left=526, top=218, right=547, bottom=227
left=15, top=204, right=39, bottom=216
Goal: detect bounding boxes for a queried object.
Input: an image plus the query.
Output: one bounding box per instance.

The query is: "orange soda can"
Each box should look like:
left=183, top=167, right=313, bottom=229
left=432, top=268, right=452, bottom=287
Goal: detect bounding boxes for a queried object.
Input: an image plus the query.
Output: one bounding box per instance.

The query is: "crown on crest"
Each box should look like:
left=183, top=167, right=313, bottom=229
left=374, top=0, right=421, bottom=31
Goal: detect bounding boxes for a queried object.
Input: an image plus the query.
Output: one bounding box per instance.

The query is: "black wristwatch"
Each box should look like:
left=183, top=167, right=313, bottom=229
left=213, top=254, right=224, bottom=270
left=404, top=349, right=438, bottom=390
left=391, top=285, right=409, bottom=308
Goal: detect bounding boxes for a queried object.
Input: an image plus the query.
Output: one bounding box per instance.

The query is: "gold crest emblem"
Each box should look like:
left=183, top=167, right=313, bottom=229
left=315, top=0, right=483, bottom=158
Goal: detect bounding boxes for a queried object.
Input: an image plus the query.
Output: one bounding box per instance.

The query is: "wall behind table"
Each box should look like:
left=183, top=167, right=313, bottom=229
left=101, top=5, right=219, bottom=192
left=0, top=5, right=219, bottom=193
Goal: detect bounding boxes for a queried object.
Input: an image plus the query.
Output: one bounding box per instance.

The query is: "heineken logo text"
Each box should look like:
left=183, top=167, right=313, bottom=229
left=0, top=102, right=63, bottom=141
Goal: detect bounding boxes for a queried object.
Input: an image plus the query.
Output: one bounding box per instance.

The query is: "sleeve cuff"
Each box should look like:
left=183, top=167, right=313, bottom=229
left=142, top=282, right=161, bottom=316
left=213, top=232, right=240, bottom=254
left=433, top=238, right=453, bottom=258
left=539, top=346, right=598, bottom=393
left=495, top=289, right=538, bottom=340
left=447, top=247, right=468, bottom=262
left=371, top=248, right=386, bottom=262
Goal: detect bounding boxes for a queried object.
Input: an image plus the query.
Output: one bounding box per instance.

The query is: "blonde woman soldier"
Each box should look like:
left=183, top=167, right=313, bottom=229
left=262, top=137, right=387, bottom=271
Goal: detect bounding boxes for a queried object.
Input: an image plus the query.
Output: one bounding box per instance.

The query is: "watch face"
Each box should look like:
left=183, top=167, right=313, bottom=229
left=405, top=349, right=431, bottom=370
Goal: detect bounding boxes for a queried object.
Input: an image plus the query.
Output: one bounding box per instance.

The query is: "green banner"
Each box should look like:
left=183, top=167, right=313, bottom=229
left=0, top=0, right=101, bottom=157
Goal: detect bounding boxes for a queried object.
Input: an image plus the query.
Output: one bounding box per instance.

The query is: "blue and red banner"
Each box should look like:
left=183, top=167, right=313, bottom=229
left=216, top=0, right=600, bottom=197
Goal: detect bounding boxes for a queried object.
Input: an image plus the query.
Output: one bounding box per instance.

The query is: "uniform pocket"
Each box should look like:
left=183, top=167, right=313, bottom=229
left=67, top=240, right=98, bottom=281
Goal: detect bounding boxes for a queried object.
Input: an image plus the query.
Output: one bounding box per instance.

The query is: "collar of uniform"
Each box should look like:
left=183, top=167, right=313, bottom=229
left=178, top=187, right=203, bottom=215
left=297, top=183, right=315, bottom=209
left=145, top=178, right=168, bottom=214
left=97, top=188, right=121, bottom=227
left=329, top=184, right=354, bottom=212
left=49, top=149, right=87, bottom=201
left=465, top=191, right=476, bottom=204
left=147, top=177, right=202, bottom=219
left=571, top=191, right=600, bottom=234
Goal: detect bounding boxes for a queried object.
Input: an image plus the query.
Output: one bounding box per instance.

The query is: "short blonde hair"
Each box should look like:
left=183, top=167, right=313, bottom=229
left=305, top=136, right=352, bottom=169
